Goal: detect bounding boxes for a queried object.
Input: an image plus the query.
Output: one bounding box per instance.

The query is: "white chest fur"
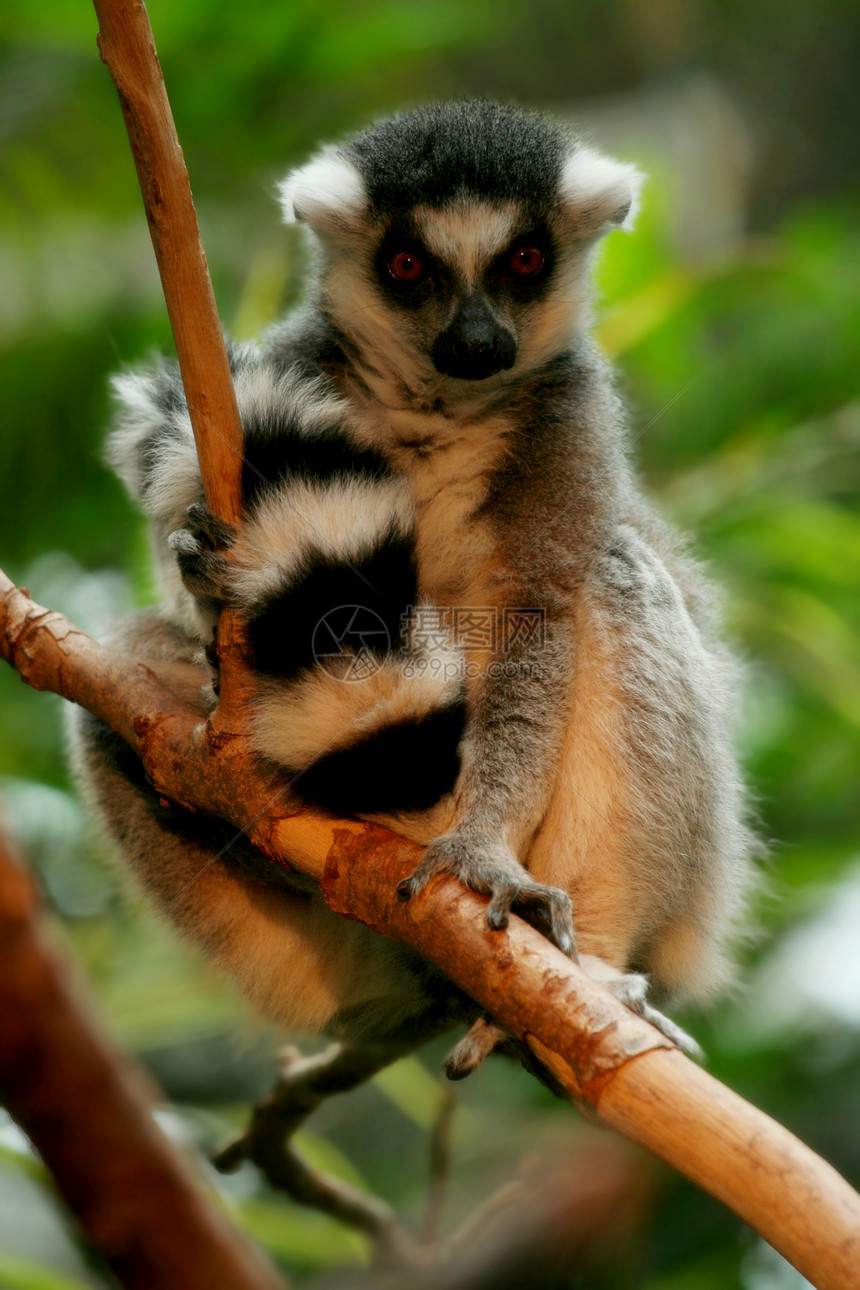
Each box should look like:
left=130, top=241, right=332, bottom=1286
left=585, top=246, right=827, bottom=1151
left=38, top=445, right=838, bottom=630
left=352, top=401, right=512, bottom=607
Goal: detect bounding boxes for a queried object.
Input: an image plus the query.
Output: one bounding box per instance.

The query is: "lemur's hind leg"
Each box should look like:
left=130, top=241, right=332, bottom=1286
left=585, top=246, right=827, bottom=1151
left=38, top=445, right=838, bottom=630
left=212, top=1041, right=422, bottom=1262
left=579, top=955, right=702, bottom=1058
left=444, top=953, right=701, bottom=1081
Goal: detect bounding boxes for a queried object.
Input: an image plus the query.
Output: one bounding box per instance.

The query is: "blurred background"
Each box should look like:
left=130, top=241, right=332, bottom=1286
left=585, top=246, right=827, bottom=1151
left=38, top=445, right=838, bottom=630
left=0, top=0, right=858, bottom=1286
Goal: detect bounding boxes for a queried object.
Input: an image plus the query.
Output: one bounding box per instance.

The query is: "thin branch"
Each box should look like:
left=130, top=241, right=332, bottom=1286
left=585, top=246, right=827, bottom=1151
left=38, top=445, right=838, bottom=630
left=0, top=822, right=285, bottom=1290
left=2, top=571, right=859, bottom=1290
left=213, top=1045, right=422, bottom=1269
left=93, top=0, right=243, bottom=526
left=214, top=1052, right=645, bottom=1281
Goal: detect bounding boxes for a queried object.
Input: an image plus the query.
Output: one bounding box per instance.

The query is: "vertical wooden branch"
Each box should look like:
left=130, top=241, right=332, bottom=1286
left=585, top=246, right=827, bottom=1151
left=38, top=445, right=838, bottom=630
left=0, top=825, right=285, bottom=1290
left=92, top=0, right=249, bottom=728
left=92, top=0, right=242, bottom=524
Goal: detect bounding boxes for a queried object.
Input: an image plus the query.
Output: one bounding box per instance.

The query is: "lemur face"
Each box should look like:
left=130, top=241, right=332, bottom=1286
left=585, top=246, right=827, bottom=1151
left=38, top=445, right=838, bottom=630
left=374, top=201, right=552, bottom=382
left=279, top=102, right=643, bottom=397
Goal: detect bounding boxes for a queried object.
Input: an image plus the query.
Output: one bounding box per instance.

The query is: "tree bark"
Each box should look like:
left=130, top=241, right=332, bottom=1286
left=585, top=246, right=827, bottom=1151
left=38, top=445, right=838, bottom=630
left=0, top=823, right=286, bottom=1290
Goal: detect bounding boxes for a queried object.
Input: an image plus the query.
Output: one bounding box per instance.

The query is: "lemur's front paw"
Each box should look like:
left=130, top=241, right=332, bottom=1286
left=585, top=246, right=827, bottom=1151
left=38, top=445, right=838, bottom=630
left=397, top=832, right=575, bottom=956
left=168, top=503, right=237, bottom=603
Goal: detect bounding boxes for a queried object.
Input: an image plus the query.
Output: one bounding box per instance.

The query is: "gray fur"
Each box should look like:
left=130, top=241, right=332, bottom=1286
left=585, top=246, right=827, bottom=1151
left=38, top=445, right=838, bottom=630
left=76, top=101, right=757, bottom=1068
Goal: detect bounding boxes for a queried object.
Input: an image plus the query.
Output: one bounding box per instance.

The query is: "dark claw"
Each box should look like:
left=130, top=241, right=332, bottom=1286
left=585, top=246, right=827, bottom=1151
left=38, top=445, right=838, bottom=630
left=397, top=850, right=446, bottom=902
left=444, top=1053, right=474, bottom=1082
left=514, top=884, right=575, bottom=957
left=486, top=894, right=512, bottom=930
left=444, top=1017, right=507, bottom=1080
left=397, top=835, right=575, bottom=957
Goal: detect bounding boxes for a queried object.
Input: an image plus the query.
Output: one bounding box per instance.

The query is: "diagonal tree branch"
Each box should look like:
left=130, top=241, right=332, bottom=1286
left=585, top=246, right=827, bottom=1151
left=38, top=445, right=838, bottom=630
left=2, top=570, right=860, bottom=1289
left=93, top=0, right=244, bottom=525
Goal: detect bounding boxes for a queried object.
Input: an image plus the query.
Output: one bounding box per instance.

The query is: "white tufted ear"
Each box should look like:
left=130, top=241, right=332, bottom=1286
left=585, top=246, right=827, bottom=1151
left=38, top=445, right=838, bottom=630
left=559, top=146, right=645, bottom=237
left=277, top=147, right=367, bottom=235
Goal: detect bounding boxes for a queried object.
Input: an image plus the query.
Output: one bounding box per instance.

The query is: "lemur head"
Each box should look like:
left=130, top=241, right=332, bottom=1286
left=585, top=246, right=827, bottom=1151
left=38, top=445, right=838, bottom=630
left=279, top=101, right=642, bottom=400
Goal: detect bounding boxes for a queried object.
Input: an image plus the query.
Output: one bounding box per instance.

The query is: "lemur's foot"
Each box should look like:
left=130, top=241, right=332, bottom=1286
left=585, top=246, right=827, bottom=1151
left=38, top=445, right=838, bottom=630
left=579, top=954, right=703, bottom=1059
left=637, top=1000, right=702, bottom=1058
left=444, top=1016, right=509, bottom=1081
left=168, top=503, right=237, bottom=602
left=397, top=832, right=575, bottom=956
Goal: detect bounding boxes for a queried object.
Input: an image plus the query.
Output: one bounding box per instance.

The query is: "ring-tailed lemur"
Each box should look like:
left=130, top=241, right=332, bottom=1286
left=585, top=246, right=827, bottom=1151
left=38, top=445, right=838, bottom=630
left=72, top=100, right=755, bottom=1071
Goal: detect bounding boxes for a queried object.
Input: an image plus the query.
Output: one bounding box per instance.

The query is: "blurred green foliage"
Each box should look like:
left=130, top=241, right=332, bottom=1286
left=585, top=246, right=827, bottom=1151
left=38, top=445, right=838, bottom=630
left=0, top=1, right=858, bottom=1287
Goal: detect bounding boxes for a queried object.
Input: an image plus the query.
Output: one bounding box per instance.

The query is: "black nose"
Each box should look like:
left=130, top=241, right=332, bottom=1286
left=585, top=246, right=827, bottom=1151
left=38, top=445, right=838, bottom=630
left=432, top=295, right=516, bottom=381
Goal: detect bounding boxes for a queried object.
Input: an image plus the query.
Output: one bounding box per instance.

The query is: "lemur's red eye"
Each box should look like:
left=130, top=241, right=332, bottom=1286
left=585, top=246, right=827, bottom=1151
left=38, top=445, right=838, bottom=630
left=389, top=250, right=424, bottom=282
left=510, top=246, right=544, bottom=276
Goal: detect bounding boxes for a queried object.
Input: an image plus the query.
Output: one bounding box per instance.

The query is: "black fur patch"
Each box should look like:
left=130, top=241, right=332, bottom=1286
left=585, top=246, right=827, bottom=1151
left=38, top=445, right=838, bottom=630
left=290, top=699, right=467, bottom=815
left=140, top=362, right=187, bottom=420
left=345, top=100, right=570, bottom=216
left=241, top=419, right=390, bottom=510
left=262, top=308, right=351, bottom=382
left=246, top=526, right=418, bottom=679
